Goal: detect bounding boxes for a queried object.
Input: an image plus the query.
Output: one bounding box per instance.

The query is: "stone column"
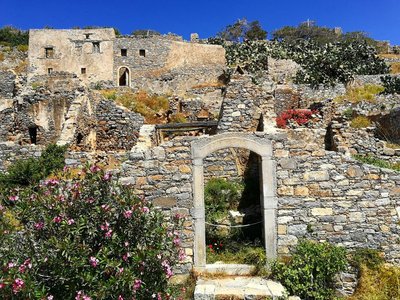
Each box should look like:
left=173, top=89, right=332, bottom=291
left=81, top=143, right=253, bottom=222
left=192, top=158, right=206, bottom=268
left=261, top=156, right=277, bottom=260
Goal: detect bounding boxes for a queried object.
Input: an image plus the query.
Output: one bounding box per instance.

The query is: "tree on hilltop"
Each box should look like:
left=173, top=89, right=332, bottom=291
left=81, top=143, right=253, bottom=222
left=216, top=18, right=267, bottom=42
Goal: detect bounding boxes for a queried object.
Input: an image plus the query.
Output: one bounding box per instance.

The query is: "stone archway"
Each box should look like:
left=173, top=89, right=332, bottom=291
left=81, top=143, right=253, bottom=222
left=191, top=133, right=277, bottom=269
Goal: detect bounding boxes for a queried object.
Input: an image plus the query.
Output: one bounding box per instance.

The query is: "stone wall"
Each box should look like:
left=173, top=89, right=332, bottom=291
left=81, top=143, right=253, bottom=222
left=218, top=74, right=275, bottom=132
left=275, top=129, right=400, bottom=266
left=328, top=120, right=400, bottom=164
left=0, top=70, right=16, bottom=98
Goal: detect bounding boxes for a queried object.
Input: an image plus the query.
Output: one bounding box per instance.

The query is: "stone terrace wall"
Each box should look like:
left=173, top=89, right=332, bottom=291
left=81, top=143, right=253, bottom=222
left=328, top=120, right=400, bottom=164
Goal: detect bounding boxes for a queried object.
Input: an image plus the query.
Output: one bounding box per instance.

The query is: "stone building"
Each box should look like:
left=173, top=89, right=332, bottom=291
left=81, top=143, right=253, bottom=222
left=28, top=28, right=226, bottom=87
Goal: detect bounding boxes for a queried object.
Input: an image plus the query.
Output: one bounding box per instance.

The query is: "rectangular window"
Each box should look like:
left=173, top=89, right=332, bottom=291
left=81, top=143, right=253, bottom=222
left=45, top=47, right=54, bottom=58
left=92, top=42, right=100, bottom=53
left=81, top=68, right=86, bottom=74
left=139, top=49, right=146, bottom=57
left=121, top=49, right=127, bottom=56
left=47, top=68, right=53, bottom=74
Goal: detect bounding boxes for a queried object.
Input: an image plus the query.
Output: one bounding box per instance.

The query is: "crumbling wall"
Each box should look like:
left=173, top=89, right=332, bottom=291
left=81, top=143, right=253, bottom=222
left=217, top=74, right=275, bottom=132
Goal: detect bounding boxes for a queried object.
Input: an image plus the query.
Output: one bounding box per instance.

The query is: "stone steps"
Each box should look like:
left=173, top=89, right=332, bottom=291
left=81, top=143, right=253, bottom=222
left=194, top=276, right=289, bottom=300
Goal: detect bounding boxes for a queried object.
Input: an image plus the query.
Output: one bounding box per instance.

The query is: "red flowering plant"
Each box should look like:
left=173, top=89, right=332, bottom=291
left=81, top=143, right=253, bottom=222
left=207, top=239, right=224, bottom=254
left=0, top=165, right=185, bottom=299
left=276, top=109, right=317, bottom=129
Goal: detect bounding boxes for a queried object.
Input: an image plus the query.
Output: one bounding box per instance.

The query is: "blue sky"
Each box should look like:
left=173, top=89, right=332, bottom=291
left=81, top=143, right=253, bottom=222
left=1, top=0, right=400, bottom=44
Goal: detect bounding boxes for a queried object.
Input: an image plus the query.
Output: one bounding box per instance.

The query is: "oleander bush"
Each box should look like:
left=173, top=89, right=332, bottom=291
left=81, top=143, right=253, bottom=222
left=0, top=165, right=184, bottom=299
left=276, top=109, right=316, bottom=128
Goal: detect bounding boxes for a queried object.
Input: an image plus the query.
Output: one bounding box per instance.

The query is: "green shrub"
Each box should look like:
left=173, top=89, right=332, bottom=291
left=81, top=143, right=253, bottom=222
left=380, top=75, right=400, bottom=94
left=16, top=44, right=28, bottom=52
left=0, top=165, right=184, bottom=299
left=204, top=178, right=243, bottom=222
left=352, top=154, right=400, bottom=172
left=0, top=26, right=29, bottom=46
left=0, top=144, right=67, bottom=188
left=271, top=240, right=347, bottom=300
left=350, top=248, right=384, bottom=270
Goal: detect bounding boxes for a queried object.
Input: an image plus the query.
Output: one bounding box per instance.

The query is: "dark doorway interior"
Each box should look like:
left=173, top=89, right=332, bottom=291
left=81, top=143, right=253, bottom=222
left=118, top=67, right=130, bottom=87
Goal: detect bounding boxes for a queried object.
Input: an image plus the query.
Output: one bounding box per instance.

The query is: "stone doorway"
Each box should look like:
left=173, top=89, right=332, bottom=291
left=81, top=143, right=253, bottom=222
left=191, top=133, right=277, bottom=270
left=118, top=67, right=130, bottom=87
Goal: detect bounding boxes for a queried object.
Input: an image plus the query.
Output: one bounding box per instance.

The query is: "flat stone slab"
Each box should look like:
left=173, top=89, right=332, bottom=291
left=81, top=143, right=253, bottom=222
left=194, top=264, right=256, bottom=276
left=194, top=276, right=286, bottom=300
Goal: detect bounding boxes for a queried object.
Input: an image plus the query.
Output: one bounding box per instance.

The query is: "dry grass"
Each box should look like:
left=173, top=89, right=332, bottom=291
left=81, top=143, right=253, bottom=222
left=379, top=53, right=400, bottom=59
left=14, top=59, right=28, bottom=74
left=386, top=142, right=400, bottom=149
left=335, top=85, right=384, bottom=103
left=390, top=62, right=400, bottom=74
left=191, top=82, right=225, bottom=89
left=116, top=90, right=170, bottom=124
left=349, top=264, right=400, bottom=300
left=99, top=89, right=117, bottom=100
left=350, top=116, right=372, bottom=128
left=0, top=52, right=4, bottom=62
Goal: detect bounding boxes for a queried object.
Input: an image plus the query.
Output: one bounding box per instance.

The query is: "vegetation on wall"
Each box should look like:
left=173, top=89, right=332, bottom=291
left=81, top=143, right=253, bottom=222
left=353, top=154, right=400, bottom=172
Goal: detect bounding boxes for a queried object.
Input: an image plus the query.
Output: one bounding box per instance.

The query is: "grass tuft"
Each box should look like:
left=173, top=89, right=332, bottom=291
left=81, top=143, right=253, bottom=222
left=350, top=116, right=372, bottom=128
left=335, top=84, right=384, bottom=103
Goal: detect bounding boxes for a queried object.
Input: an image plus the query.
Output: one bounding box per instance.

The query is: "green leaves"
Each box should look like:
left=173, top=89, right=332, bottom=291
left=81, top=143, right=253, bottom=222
left=272, top=240, right=347, bottom=300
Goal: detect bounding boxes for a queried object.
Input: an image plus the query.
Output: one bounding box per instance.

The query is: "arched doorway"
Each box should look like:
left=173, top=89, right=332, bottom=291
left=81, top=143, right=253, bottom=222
left=191, top=133, right=277, bottom=270
left=118, top=67, right=130, bottom=87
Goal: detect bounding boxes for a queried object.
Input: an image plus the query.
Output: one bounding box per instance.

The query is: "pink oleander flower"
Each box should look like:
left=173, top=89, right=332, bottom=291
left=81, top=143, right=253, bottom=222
left=90, top=165, right=101, bottom=173
left=133, top=279, right=142, bottom=291
left=0, top=283, right=5, bottom=289
left=118, top=295, right=124, bottom=300
left=122, top=252, right=131, bottom=261
left=123, top=210, right=133, bottom=219
left=178, top=248, right=186, bottom=261
left=86, top=197, right=95, bottom=203
left=12, top=278, right=24, bottom=294
left=47, top=295, right=54, bottom=300
left=89, top=256, right=99, bottom=267
left=0, top=205, right=4, bottom=211
left=141, top=206, right=150, bottom=213
left=124, top=241, right=129, bottom=247
left=161, top=260, right=173, bottom=278
left=75, top=291, right=91, bottom=300
left=53, top=216, right=62, bottom=223
left=117, top=267, right=124, bottom=274
left=100, top=222, right=110, bottom=231
left=34, top=221, right=44, bottom=230
left=9, top=195, right=18, bottom=202
left=7, top=262, right=16, bottom=269
left=45, top=179, right=59, bottom=186
left=105, top=229, right=113, bottom=238
left=173, top=237, right=181, bottom=246
left=101, top=204, right=110, bottom=212
left=103, top=172, right=112, bottom=181
left=67, top=219, right=75, bottom=225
